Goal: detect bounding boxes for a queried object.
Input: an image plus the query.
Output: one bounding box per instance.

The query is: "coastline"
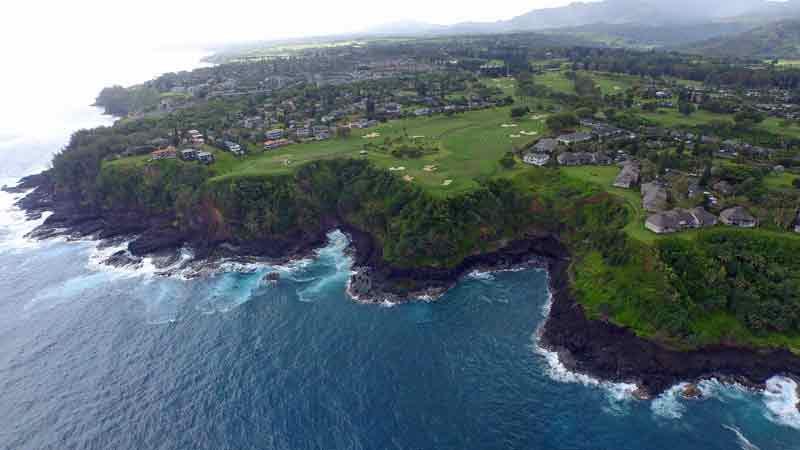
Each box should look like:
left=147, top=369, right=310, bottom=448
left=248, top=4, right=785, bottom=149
left=6, top=173, right=800, bottom=399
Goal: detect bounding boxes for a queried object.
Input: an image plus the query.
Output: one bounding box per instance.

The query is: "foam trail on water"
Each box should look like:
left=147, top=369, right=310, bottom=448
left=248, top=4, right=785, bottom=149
left=722, top=425, right=761, bottom=450
left=762, top=376, right=800, bottom=430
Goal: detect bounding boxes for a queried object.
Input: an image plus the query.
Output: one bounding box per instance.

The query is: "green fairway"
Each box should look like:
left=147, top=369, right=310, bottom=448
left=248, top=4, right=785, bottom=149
left=534, top=71, right=574, bottom=94
left=765, top=171, right=799, bottom=190
left=209, top=107, right=547, bottom=196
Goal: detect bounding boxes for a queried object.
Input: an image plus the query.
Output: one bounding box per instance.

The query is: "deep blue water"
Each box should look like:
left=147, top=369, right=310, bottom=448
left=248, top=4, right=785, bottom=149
left=0, top=216, right=799, bottom=449
left=0, top=49, right=798, bottom=448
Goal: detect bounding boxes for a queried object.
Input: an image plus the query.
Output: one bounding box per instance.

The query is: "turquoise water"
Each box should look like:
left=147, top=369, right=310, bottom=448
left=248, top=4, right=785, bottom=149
left=0, top=211, right=798, bottom=449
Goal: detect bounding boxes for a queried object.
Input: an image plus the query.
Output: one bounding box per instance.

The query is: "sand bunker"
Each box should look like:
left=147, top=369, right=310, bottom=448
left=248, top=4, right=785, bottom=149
left=442, top=179, right=453, bottom=186
left=363, top=132, right=381, bottom=139
left=423, top=165, right=438, bottom=172
left=501, top=123, right=519, bottom=128
left=403, top=175, right=415, bottom=182
left=509, top=134, right=521, bottom=138
left=388, top=166, right=406, bottom=172
left=520, top=131, right=538, bottom=136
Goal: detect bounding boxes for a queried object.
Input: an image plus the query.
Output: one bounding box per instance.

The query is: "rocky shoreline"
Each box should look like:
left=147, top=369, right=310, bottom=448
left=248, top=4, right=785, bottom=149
left=540, top=242, right=800, bottom=397
left=6, top=174, right=800, bottom=401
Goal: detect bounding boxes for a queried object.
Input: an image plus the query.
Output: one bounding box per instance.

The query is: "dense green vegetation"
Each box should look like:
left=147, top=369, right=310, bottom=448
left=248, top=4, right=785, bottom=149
left=48, top=43, right=800, bottom=355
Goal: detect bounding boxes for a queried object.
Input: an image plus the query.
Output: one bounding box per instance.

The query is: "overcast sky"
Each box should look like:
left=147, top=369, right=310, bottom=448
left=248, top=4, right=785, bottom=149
left=5, top=0, right=581, bottom=52
left=0, top=0, right=583, bottom=132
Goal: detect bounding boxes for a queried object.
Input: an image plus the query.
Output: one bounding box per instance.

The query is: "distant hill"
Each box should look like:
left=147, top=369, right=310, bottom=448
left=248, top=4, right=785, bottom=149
left=362, top=0, right=778, bottom=45
left=683, top=20, right=800, bottom=59
left=507, top=0, right=768, bottom=30
left=545, top=22, right=753, bottom=49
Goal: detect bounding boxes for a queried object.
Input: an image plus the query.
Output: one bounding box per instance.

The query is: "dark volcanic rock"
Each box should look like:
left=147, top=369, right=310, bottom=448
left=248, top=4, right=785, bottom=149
left=541, top=249, right=800, bottom=396
left=128, top=228, right=188, bottom=256
left=681, top=383, right=703, bottom=399
left=11, top=169, right=800, bottom=397
left=104, top=250, right=142, bottom=268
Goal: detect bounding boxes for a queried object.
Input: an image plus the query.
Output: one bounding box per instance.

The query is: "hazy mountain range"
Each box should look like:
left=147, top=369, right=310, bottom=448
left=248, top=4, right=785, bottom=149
left=361, top=0, right=800, bottom=53
left=683, top=19, right=800, bottom=59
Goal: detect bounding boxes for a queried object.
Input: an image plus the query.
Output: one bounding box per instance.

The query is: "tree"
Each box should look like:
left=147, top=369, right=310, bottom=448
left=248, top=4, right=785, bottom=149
left=575, top=107, right=594, bottom=118
left=793, top=177, right=800, bottom=189
left=734, top=109, right=765, bottom=128
left=500, top=152, right=517, bottom=169
left=510, top=106, right=530, bottom=119
left=678, top=101, right=696, bottom=116
left=546, top=112, right=579, bottom=132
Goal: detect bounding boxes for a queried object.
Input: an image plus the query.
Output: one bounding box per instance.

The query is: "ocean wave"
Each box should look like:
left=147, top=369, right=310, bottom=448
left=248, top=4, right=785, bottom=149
left=0, top=185, right=51, bottom=252
left=762, top=376, right=800, bottom=430
left=650, top=383, right=689, bottom=419
left=532, top=287, right=638, bottom=410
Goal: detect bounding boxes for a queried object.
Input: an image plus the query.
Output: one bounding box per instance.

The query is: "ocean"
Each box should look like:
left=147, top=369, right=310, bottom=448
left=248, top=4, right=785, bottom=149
left=0, top=51, right=799, bottom=450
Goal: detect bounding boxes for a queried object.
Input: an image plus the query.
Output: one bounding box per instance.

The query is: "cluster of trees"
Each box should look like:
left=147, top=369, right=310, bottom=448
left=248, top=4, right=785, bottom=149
left=209, top=159, right=540, bottom=268
left=660, top=230, right=800, bottom=335
left=567, top=47, right=800, bottom=90
left=95, top=85, right=161, bottom=116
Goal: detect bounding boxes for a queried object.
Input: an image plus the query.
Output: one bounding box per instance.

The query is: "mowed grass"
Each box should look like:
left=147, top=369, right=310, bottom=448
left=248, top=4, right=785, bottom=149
left=642, top=108, right=800, bottom=139
left=534, top=70, right=639, bottom=96
left=765, top=171, right=799, bottom=189
left=211, top=106, right=548, bottom=196
left=534, top=71, right=574, bottom=95
left=559, top=165, right=655, bottom=242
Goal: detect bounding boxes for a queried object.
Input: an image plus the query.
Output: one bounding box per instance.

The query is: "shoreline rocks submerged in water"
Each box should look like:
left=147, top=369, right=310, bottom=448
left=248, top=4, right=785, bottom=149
left=6, top=174, right=800, bottom=399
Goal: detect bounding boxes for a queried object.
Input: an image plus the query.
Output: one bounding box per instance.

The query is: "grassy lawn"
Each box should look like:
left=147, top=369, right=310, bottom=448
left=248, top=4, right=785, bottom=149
left=559, top=165, right=657, bottom=242
left=534, top=71, right=574, bottom=95
left=642, top=108, right=800, bottom=139
left=765, top=171, right=798, bottom=190
left=208, top=106, right=548, bottom=196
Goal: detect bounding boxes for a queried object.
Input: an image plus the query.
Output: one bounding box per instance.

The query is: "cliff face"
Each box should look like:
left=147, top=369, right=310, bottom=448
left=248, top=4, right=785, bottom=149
left=541, top=251, right=800, bottom=395
left=10, top=161, right=800, bottom=394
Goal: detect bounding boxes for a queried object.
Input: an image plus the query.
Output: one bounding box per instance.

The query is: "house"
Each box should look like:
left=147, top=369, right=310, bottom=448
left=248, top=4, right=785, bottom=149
left=523, top=152, right=551, bottom=166
left=264, top=139, right=291, bottom=150
left=533, top=138, right=558, bottom=154
left=265, top=129, right=284, bottom=140
left=414, top=108, right=432, bottom=117
left=294, top=127, right=312, bottom=139
left=613, top=162, right=640, bottom=189
left=557, top=132, right=593, bottom=146
left=720, top=207, right=758, bottom=228
left=151, top=147, right=177, bottom=160
left=557, top=152, right=594, bottom=166
left=691, top=207, right=718, bottom=228
left=641, top=182, right=669, bottom=213
left=196, top=151, right=215, bottom=164
left=593, top=153, right=613, bottom=165
left=646, top=210, right=696, bottom=234
left=713, top=180, right=734, bottom=196
left=645, top=207, right=717, bottom=234
left=224, top=141, right=244, bottom=156
left=180, top=149, right=199, bottom=161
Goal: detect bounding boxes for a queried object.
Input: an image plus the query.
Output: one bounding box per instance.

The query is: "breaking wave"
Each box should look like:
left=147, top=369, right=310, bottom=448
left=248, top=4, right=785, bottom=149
left=762, top=376, right=800, bottom=430
left=532, top=286, right=638, bottom=411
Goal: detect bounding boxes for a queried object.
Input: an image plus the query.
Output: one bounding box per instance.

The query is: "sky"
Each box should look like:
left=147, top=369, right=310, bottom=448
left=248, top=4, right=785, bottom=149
left=3, top=0, right=581, bottom=52
left=0, top=0, right=579, bottom=142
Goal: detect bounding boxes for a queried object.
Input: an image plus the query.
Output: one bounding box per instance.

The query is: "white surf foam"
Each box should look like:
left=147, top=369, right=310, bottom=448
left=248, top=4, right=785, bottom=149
left=762, top=376, right=800, bottom=430
left=0, top=183, right=51, bottom=252
left=651, top=383, right=689, bottom=419
left=533, top=287, right=638, bottom=409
